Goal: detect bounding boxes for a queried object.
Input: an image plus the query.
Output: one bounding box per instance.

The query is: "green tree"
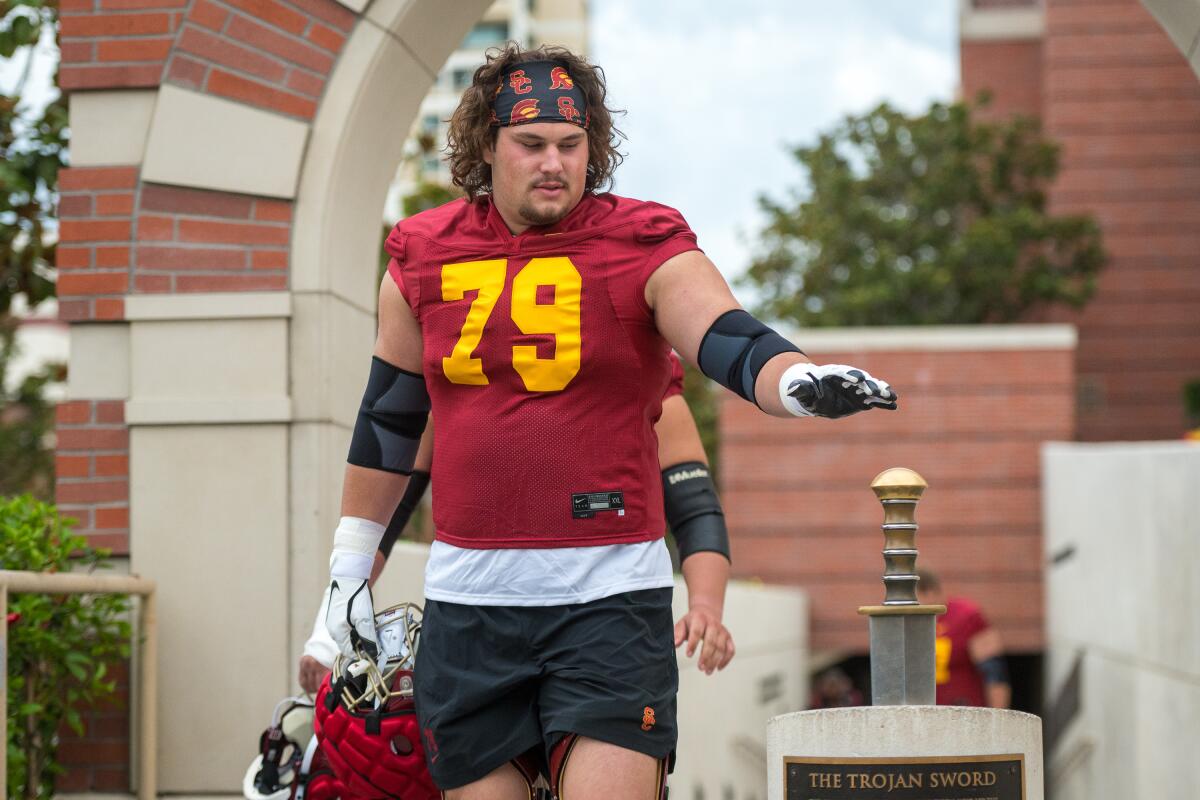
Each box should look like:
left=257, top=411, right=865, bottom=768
left=743, top=99, right=1105, bottom=326
left=1, top=0, right=67, bottom=498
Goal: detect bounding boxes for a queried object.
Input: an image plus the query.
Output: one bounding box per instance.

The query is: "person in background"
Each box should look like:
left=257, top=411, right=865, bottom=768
left=917, top=568, right=1011, bottom=709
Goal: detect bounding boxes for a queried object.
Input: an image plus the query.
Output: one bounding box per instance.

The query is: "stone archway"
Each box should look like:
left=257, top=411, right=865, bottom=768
left=57, top=1, right=488, bottom=790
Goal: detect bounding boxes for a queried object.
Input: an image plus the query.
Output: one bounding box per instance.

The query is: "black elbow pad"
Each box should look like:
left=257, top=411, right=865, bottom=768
left=662, top=461, right=730, bottom=563
left=347, top=357, right=430, bottom=474
left=697, top=309, right=803, bottom=405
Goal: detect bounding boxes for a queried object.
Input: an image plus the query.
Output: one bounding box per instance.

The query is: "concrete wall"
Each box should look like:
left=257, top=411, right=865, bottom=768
left=1042, top=442, right=1200, bottom=800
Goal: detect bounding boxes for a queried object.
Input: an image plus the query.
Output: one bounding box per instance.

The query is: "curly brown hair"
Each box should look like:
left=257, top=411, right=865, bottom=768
left=445, top=43, right=625, bottom=200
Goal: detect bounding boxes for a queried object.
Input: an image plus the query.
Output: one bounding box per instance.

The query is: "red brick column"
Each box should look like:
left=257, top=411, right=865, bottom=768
left=54, top=400, right=130, bottom=553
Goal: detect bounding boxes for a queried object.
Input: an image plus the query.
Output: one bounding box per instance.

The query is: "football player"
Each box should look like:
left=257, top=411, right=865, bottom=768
left=299, top=354, right=733, bottom=693
left=323, top=44, right=896, bottom=799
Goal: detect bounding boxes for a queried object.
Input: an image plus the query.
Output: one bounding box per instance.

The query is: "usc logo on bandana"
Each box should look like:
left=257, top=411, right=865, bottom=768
left=510, top=98, right=540, bottom=124
left=557, top=96, right=581, bottom=124
left=508, top=69, right=533, bottom=95
left=549, top=66, right=574, bottom=90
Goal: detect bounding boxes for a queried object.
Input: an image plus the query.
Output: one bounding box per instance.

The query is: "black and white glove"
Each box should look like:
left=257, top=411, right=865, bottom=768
left=779, top=363, right=898, bottom=418
left=325, top=517, right=385, bottom=660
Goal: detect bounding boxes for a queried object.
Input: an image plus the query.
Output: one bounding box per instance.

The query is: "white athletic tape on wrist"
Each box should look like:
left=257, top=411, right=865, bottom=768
left=779, top=363, right=817, bottom=417
left=330, top=516, right=385, bottom=580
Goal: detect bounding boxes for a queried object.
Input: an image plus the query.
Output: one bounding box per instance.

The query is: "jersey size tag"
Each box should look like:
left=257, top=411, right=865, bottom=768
left=572, top=490, right=625, bottom=519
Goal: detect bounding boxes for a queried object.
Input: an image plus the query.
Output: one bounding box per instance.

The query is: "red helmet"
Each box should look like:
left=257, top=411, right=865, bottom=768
left=313, top=604, right=438, bottom=800
left=291, top=735, right=350, bottom=800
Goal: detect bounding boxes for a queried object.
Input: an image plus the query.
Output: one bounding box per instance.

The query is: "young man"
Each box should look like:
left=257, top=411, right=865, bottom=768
left=323, top=45, right=896, bottom=799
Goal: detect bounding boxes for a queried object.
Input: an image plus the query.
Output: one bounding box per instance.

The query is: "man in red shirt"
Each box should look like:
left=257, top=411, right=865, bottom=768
left=321, top=45, right=897, bottom=799
left=918, top=569, right=1011, bottom=709
left=298, top=354, right=731, bottom=692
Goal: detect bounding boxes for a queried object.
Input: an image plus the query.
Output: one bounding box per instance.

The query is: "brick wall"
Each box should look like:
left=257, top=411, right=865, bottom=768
left=1041, top=0, right=1200, bottom=441
left=163, top=0, right=353, bottom=119
left=55, top=400, right=130, bottom=555
left=135, top=184, right=292, bottom=292
left=721, top=341, right=1075, bottom=655
left=57, top=166, right=137, bottom=322
left=961, top=0, right=1200, bottom=441
left=961, top=39, right=1042, bottom=120
left=60, top=1, right=184, bottom=90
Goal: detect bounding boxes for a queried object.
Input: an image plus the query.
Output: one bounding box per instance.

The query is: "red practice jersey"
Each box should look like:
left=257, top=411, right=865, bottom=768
left=934, top=597, right=990, bottom=706
left=664, top=351, right=685, bottom=400
left=385, top=193, right=700, bottom=549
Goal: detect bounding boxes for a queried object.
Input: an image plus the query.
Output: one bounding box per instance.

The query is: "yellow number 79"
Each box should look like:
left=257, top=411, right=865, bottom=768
left=440, top=256, right=582, bottom=392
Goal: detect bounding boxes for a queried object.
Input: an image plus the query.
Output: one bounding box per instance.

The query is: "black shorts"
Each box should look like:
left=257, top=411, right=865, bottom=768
left=413, top=587, right=678, bottom=789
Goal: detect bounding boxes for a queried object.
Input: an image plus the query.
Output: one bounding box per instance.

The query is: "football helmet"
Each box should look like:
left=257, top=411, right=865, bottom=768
left=314, top=602, right=438, bottom=800
left=243, top=696, right=315, bottom=800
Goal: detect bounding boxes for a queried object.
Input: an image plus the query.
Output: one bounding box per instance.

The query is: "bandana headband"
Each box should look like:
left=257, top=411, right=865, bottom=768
left=491, top=60, right=589, bottom=129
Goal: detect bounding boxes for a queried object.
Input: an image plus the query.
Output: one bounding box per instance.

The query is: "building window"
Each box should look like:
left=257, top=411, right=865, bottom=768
left=452, top=69, right=473, bottom=90
left=462, top=21, right=509, bottom=49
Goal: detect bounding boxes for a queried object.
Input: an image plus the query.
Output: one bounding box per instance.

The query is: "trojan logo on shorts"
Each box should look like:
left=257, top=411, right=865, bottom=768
left=641, top=706, right=656, bottom=731
left=549, top=66, right=574, bottom=90
left=510, top=98, right=540, bottom=124
left=557, top=97, right=582, bottom=124
left=509, top=69, right=533, bottom=95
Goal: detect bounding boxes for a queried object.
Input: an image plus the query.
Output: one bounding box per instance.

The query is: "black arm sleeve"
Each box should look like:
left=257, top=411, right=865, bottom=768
left=697, top=309, right=803, bottom=406
left=378, top=470, right=431, bottom=559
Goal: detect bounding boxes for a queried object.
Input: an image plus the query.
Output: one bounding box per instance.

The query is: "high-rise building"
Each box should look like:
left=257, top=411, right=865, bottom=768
left=383, top=0, right=588, bottom=222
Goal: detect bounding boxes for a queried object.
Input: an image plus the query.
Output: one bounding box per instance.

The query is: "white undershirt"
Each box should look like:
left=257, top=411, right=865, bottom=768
left=423, top=539, right=674, bottom=606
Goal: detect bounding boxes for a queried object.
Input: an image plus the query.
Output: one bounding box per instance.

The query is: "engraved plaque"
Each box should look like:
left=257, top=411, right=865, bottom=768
left=784, top=755, right=1024, bottom=800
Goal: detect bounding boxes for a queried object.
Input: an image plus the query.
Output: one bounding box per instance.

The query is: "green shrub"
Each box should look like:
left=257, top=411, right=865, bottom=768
left=2, top=495, right=131, bottom=800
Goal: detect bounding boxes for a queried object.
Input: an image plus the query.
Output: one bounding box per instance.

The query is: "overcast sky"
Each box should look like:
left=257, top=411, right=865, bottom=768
left=590, top=0, right=959, bottom=300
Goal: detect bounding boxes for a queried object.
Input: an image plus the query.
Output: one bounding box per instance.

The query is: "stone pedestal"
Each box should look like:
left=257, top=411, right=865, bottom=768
left=767, top=706, right=1043, bottom=800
